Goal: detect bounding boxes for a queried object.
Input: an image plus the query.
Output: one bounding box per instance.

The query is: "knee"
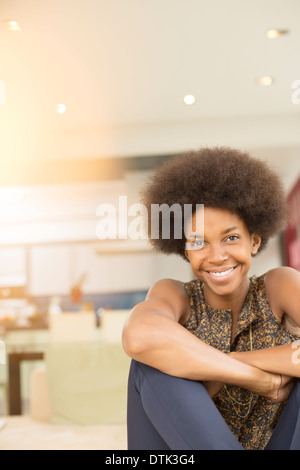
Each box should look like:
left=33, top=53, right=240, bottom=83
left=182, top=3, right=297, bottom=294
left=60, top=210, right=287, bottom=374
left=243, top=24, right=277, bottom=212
left=129, top=360, right=164, bottom=393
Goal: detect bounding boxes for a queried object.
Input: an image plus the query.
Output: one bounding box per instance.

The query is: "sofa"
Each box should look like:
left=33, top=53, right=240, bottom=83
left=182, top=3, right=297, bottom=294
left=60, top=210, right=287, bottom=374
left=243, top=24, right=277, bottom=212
left=30, top=342, right=131, bottom=426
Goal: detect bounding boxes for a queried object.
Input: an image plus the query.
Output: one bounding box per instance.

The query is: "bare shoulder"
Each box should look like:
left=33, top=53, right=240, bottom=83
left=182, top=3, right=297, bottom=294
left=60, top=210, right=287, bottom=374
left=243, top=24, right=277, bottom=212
left=145, top=278, right=191, bottom=324
left=264, top=267, right=300, bottom=322
left=264, top=266, right=300, bottom=287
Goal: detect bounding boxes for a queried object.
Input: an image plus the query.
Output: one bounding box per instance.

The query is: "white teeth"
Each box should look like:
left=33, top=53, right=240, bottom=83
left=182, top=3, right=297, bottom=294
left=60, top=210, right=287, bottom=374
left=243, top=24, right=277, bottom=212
left=209, top=268, right=234, bottom=277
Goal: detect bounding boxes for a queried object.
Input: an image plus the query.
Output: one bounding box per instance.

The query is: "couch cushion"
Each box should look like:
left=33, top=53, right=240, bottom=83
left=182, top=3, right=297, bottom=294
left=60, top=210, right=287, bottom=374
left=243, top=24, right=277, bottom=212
left=45, top=343, right=131, bottom=425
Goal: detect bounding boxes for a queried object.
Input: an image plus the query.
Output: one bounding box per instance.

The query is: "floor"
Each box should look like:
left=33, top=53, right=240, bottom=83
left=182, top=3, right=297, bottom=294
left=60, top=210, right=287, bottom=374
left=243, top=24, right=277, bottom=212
left=0, top=416, right=127, bottom=450
left=0, top=371, right=128, bottom=450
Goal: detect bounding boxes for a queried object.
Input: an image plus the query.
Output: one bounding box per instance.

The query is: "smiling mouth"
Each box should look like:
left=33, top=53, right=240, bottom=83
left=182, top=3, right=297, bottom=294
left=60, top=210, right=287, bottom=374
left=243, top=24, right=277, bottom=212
left=206, top=266, right=237, bottom=278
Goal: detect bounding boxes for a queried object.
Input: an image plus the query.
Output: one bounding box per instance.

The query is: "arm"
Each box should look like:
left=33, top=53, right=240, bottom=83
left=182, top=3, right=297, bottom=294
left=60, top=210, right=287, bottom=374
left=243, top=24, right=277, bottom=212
left=122, top=278, right=281, bottom=398
left=230, top=342, right=300, bottom=377
left=231, top=267, right=300, bottom=377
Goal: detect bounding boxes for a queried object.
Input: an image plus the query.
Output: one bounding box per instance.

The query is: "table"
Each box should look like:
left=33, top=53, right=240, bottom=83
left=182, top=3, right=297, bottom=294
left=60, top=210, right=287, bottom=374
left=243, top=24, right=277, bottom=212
left=8, top=351, right=44, bottom=415
left=4, top=322, right=101, bottom=415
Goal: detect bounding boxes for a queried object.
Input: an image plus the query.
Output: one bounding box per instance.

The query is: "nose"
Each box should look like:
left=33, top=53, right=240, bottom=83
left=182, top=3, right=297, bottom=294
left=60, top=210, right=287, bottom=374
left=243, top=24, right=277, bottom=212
left=207, top=243, right=228, bottom=264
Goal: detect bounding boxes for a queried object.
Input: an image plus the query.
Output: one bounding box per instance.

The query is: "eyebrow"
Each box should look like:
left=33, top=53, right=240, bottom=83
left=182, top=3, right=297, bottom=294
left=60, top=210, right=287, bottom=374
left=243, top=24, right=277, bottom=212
left=187, top=226, right=240, bottom=240
left=187, top=234, right=203, bottom=240
left=221, top=226, right=239, bottom=235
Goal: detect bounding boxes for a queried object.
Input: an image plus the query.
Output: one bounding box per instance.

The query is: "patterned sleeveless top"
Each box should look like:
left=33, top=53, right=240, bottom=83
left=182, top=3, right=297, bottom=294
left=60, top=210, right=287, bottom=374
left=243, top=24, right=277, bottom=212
left=182, top=274, right=300, bottom=450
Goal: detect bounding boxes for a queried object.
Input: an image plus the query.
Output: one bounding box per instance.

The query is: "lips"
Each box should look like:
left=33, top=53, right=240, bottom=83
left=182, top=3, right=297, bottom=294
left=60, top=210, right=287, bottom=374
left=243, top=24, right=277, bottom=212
left=206, top=266, right=237, bottom=279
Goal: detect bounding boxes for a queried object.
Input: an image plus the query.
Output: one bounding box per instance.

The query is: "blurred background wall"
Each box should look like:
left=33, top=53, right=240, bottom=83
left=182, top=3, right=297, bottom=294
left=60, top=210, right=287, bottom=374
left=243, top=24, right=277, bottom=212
left=0, top=0, right=299, bottom=325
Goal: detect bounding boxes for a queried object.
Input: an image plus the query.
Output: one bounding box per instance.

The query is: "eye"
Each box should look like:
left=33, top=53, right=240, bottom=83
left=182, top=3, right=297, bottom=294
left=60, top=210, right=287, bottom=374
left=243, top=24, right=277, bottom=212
left=192, top=240, right=205, bottom=247
left=226, top=235, right=240, bottom=242
left=185, top=239, right=205, bottom=250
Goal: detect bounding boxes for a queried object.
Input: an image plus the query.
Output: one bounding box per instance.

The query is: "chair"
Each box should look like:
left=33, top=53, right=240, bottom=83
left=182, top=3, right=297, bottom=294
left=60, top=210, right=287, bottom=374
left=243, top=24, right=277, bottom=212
left=48, top=311, right=96, bottom=343
left=100, top=309, right=130, bottom=343
left=30, top=342, right=131, bottom=425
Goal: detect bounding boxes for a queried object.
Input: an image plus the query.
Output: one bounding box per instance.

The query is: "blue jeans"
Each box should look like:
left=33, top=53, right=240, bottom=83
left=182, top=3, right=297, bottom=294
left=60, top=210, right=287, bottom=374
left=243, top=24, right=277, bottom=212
left=127, top=360, right=300, bottom=450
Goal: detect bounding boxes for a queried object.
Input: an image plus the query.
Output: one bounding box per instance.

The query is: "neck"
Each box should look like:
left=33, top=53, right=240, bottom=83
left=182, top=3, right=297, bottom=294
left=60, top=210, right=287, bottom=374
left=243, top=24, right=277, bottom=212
left=202, top=277, right=250, bottom=319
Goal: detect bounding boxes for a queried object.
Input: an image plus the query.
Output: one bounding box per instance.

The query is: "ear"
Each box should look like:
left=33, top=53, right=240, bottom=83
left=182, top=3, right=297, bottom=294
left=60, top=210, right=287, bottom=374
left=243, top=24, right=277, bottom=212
left=184, top=249, right=190, bottom=260
left=250, top=233, right=261, bottom=256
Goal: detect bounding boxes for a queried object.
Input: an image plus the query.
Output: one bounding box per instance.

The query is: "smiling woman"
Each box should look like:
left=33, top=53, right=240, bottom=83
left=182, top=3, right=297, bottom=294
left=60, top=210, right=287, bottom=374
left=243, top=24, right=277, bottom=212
left=122, top=147, right=300, bottom=451
left=184, top=207, right=261, bottom=310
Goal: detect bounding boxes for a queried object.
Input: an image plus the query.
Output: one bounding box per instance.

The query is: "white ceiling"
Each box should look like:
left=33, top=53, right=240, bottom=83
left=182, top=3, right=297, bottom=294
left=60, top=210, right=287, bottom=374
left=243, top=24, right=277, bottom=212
left=0, top=0, right=299, bottom=250
left=0, top=0, right=300, bottom=171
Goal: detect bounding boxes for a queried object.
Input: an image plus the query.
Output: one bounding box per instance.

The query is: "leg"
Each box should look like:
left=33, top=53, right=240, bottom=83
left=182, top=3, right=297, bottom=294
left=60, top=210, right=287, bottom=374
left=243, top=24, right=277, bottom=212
left=127, top=360, right=244, bottom=450
left=266, top=380, right=300, bottom=450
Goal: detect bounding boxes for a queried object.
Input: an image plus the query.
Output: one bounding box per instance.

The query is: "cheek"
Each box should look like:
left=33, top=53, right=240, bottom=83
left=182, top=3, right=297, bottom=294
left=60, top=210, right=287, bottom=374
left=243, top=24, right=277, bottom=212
left=187, top=244, right=253, bottom=268
left=187, top=253, right=205, bottom=270
left=233, top=246, right=253, bottom=268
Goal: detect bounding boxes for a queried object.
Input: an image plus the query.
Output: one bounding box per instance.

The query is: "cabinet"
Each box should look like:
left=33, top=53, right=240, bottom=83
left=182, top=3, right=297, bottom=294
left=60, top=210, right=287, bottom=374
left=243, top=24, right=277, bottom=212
left=27, top=242, right=192, bottom=297
left=0, top=247, right=26, bottom=289
left=29, top=245, right=71, bottom=296
left=28, top=243, right=155, bottom=296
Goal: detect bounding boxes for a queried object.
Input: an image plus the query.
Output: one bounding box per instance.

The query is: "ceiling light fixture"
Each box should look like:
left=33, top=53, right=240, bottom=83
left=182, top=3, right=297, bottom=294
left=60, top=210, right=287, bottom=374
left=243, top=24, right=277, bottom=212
left=265, top=28, right=289, bottom=39
left=57, top=103, right=66, bottom=114
left=256, top=76, right=273, bottom=86
left=183, top=95, right=196, bottom=105
left=3, top=20, right=21, bottom=31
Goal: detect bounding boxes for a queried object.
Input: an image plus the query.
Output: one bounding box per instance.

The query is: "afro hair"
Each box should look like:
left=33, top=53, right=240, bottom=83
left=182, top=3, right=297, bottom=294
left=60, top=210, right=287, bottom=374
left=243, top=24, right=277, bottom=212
left=141, top=146, right=288, bottom=260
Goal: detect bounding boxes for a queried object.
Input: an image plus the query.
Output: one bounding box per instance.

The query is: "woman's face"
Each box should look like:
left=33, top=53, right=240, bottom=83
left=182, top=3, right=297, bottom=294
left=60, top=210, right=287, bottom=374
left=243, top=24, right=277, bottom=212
left=185, top=207, right=261, bottom=298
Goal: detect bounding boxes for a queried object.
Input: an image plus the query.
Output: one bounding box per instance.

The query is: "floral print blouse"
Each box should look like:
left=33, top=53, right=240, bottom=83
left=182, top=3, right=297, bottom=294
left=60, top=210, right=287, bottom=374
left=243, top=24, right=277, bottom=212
left=182, top=274, right=300, bottom=450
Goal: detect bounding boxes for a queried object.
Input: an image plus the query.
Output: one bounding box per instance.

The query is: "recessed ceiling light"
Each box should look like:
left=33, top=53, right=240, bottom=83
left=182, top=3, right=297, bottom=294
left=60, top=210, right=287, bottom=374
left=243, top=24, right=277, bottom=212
left=57, top=103, right=66, bottom=114
left=256, top=76, right=273, bottom=86
left=183, top=95, right=196, bottom=105
left=265, top=29, right=289, bottom=39
left=3, top=20, right=21, bottom=31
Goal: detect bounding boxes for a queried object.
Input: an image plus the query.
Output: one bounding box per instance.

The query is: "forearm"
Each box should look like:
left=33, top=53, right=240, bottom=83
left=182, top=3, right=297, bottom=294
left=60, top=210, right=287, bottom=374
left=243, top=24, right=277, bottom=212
left=230, top=341, right=300, bottom=377
left=122, top=306, right=273, bottom=390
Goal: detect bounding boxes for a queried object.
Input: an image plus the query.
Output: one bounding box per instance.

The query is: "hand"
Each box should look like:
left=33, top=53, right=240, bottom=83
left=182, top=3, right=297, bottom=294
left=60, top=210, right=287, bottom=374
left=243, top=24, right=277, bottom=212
left=229, top=351, right=296, bottom=402
left=271, top=375, right=296, bottom=403
left=203, top=374, right=296, bottom=402
left=244, top=370, right=296, bottom=402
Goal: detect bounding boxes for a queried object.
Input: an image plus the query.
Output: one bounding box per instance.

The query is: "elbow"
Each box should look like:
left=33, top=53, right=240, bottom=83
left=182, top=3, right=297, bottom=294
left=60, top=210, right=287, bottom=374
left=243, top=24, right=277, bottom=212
left=122, top=322, right=146, bottom=358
